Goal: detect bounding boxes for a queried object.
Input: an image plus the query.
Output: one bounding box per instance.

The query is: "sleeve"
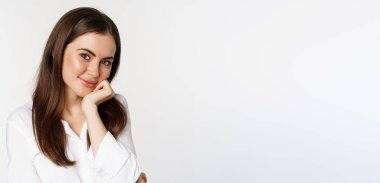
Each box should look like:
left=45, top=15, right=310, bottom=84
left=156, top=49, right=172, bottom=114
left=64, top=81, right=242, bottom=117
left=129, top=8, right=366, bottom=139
left=86, top=94, right=142, bottom=182
left=6, top=112, right=41, bottom=183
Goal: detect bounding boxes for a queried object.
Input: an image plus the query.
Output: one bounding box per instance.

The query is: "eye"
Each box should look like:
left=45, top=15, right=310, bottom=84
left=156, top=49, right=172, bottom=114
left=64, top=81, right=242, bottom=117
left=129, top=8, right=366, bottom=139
left=80, top=53, right=90, bottom=60
left=101, top=60, right=112, bottom=66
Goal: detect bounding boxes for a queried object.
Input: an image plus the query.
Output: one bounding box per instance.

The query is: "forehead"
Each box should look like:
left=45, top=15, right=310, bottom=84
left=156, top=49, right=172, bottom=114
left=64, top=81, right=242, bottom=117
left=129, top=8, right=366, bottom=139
left=67, top=32, right=116, bottom=56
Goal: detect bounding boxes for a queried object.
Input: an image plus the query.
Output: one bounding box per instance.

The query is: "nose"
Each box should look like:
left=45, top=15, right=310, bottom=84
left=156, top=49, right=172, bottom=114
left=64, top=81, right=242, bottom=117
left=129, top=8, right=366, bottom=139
left=86, top=60, right=100, bottom=78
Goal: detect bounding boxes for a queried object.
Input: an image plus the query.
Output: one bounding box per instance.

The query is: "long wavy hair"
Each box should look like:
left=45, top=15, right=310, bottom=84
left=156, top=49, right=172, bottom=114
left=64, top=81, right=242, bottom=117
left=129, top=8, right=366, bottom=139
left=32, top=7, right=127, bottom=167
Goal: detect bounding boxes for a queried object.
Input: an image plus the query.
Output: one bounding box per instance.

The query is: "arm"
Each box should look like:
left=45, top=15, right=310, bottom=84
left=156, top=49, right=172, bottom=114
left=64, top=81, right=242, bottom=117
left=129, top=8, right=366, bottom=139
left=82, top=81, right=142, bottom=182
left=83, top=104, right=107, bottom=157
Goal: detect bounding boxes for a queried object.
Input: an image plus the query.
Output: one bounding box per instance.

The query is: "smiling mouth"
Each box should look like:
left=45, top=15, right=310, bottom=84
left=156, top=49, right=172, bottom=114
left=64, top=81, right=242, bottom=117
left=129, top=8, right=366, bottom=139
left=79, top=78, right=97, bottom=88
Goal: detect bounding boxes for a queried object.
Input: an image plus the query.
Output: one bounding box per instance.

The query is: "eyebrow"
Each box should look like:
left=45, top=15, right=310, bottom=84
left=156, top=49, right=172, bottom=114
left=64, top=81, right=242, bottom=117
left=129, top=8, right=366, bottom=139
left=77, top=48, right=114, bottom=60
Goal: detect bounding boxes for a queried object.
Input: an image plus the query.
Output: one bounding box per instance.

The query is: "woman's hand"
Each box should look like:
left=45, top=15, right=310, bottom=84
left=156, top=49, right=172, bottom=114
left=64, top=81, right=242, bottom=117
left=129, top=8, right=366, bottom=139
left=81, top=80, right=115, bottom=113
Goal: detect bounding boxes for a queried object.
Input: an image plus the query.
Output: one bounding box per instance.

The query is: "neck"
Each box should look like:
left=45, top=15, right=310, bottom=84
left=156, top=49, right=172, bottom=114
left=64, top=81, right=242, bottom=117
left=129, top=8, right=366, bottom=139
left=62, top=88, right=84, bottom=117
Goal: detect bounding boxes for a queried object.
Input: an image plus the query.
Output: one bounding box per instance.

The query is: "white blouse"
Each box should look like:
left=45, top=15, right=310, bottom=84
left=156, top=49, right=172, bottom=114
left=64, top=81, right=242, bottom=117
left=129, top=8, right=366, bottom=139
left=5, top=94, right=142, bottom=183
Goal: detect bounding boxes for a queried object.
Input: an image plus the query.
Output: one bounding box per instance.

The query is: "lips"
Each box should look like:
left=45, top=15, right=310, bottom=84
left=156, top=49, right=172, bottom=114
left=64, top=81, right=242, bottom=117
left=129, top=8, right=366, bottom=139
left=79, top=78, right=97, bottom=88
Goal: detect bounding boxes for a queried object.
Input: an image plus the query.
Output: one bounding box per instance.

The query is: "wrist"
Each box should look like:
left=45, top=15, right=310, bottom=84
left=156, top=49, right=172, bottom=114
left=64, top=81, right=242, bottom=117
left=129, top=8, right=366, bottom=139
left=83, top=105, right=98, bottom=119
left=82, top=99, right=98, bottom=115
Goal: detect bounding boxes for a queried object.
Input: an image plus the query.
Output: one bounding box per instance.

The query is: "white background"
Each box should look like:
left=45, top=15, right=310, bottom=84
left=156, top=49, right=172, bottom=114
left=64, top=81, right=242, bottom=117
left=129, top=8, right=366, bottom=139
left=1, top=0, right=380, bottom=182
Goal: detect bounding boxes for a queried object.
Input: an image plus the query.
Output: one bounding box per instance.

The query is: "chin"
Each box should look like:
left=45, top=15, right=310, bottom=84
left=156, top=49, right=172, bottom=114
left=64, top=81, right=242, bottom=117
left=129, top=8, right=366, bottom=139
left=64, top=82, right=94, bottom=98
left=73, top=87, right=93, bottom=98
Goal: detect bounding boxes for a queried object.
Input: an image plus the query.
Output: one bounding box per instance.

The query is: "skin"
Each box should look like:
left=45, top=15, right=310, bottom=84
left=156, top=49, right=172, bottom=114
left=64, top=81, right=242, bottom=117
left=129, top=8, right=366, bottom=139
left=61, top=32, right=116, bottom=157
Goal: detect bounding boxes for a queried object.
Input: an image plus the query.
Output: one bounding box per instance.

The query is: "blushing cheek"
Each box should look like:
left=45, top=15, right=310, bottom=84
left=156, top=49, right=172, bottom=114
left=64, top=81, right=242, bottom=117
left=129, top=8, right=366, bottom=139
left=100, top=67, right=112, bottom=80
left=71, top=57, right=87, bottom=75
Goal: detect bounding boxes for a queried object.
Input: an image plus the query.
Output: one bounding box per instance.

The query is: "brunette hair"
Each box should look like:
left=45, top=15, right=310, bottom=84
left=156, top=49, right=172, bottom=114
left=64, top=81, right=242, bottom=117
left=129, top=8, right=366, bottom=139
left=32, top=7, right=127, bottom=167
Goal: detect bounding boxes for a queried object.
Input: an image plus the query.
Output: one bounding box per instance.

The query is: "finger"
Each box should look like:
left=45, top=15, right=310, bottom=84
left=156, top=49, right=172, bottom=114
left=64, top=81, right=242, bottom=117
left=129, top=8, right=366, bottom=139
left=93, top=80, right=106, bottom=91
left=94, top=81, right=114, bottom=98
left=99, top=80, right=113, bottom=93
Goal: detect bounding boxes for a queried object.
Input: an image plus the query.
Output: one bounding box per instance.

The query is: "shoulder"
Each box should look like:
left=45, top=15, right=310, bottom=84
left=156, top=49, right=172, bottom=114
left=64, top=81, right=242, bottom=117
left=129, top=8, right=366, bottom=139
left=114, top=93, right=129, bottom=109
left=6, top=100, right=41, bottom=158
left=6, top=100, right=34, bottom=137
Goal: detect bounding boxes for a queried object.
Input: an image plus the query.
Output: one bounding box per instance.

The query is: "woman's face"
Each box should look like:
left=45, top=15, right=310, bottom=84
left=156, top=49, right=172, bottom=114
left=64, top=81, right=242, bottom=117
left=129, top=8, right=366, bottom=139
left=62, top=32, right=116, bottom=97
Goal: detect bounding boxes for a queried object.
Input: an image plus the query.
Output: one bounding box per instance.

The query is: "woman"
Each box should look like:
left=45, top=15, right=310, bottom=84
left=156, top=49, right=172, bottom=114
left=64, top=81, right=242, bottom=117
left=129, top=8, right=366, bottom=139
left=6, top=7, right=147, bottom=183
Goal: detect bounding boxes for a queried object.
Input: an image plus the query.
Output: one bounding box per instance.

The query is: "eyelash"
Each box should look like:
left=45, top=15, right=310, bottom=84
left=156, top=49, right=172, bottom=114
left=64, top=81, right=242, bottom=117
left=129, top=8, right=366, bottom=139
left=101, top=60, right=112, bottom=66
left=80, top=53, right=112, bottom=66
left=80, top=53, right=90, bottom=60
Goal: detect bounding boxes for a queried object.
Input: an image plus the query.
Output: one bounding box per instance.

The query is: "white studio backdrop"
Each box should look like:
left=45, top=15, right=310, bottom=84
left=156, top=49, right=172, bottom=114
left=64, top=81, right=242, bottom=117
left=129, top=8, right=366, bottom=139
left=0, top=0, right=379, bottom=182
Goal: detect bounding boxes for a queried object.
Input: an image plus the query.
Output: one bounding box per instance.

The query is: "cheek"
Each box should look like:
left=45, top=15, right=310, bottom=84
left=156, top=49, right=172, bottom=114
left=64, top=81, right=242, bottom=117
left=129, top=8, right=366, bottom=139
left=66, top=56, right=87, bottom=75
left=100, top=68, right=112, bottom=79
left=62, top=58, right=87, bottom=84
